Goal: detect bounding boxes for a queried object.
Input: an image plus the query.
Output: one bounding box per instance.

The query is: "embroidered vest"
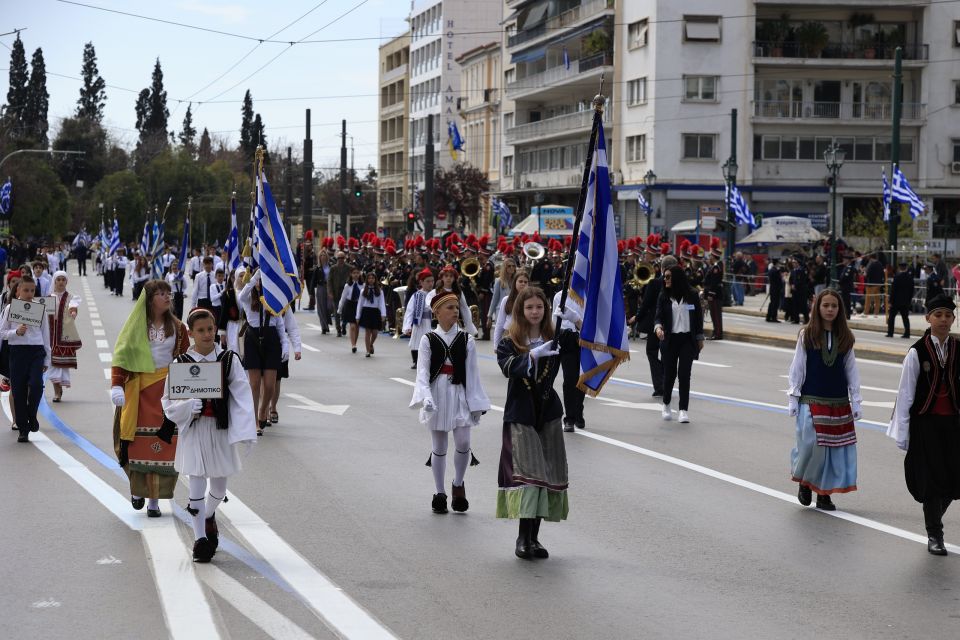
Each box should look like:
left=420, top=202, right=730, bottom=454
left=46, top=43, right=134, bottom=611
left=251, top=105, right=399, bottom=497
left=427, top=331, right=467, bottom=385
left=174, top=350, right=236, bottom=429
left=909, top=333, right=959, bottom=417
left=799, top=335, right=849, bottom=401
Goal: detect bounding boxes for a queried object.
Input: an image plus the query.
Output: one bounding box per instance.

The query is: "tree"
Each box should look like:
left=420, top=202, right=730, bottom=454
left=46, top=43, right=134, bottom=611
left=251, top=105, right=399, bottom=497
left=433, top=163, right=490, bottom=233
left=179, top=103, right=197, bottom=156
left=52, top=116, right=108, bottom=189
left=251, top=113, right=267, bottom=165
left=134, top=58, right=169, bottom=169
left=3, top=34, right=29, bottom=142
left=92, top=170, right=147, bottom=239
left=197, top=127, right=213, bottom=165
left=76, top=42, right=106, bottom=122
left=7, top=156, right=71, bottom=238
left=239, top=90, right=254, bottom=159
left=22, top=47, right=49, bottom=147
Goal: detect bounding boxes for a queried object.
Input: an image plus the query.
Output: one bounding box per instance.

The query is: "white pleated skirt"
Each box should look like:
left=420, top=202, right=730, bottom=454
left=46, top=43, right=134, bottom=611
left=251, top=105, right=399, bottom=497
left=174, top=415, right=243, bottom=478
left=419, top=376, right=477, bottom=432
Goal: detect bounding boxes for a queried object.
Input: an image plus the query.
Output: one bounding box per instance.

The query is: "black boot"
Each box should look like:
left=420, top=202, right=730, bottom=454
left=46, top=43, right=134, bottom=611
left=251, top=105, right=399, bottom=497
left=529, top=517, right=549, bottom=558
left=797, top=484, right=812, bottom=506
left=928, top=537, right=948, bottom=556
left=515, top=519, right=533, bottom=559
left=815, top=494, right=836, bottom=511
left=192, top=537, right=214, bottom=563
left=451, top=483, right=468, bottom=512
left=431, top=493, right=448, bottom=514
left=205, top=514, right=219, bottom=553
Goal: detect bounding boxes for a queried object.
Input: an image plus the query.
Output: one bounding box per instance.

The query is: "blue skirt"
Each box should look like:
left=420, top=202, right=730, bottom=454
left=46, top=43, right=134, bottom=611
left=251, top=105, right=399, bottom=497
left=791, top=403, right=857, bottom=494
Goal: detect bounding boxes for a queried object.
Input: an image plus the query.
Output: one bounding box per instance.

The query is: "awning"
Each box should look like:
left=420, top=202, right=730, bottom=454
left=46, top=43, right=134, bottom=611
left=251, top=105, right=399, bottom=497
left=736, top=216, right=824, bottom=246
left=522, top=1, right=549, bottom=28
left=507, top=214, right=539, bottom=236
left=501, top=0, right=537, bottom=25
left=511, top=45, right=547, bottom=64
left=555, top=18, right=609, bottom=46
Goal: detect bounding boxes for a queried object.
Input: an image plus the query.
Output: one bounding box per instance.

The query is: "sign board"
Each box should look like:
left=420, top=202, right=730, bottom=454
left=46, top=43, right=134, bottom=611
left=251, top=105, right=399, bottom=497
left=699, top=205, right=723, bottom=217
left=807, top=213, right=829, bottom=232
left=701, top=216, right=717, bottom=231
left=168, top=361, right=224, bottom=399
left=8, top=297, right=45, bottom=328
left=434, top=215, right=449, bottom=230
left=532, top=205, right=575, bottom=236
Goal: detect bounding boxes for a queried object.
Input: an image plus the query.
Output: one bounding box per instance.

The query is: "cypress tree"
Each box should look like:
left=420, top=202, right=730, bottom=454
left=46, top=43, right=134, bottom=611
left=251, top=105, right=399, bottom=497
left=22, top=47, right=49, bottom=147
left=3, top=34, right=28, bottom=137
left=76, top=42, right=107, bottom=122
left=197, top=127, right=213, bottom=165
left=239, top=89, right=254, bottom=159
left=179, top=103, right=197, bottom=155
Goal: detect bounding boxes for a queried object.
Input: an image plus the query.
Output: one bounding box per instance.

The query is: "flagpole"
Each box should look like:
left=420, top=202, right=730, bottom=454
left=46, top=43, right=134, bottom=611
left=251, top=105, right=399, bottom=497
left=551, top=78, right=606, bottom=349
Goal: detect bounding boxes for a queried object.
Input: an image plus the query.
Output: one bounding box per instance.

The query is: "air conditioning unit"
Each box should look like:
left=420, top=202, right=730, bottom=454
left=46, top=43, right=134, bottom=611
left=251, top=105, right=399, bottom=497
left=951, top=161, right=960, bottom=175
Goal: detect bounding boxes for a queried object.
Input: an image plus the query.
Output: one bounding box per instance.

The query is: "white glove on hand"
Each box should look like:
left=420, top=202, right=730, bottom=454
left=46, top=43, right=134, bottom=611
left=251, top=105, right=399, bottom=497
left=787, top=396, right=799, bottom=417
left=560, top=306, right=581, bottom=325
left=110, top=386, right=125, bottom=407
left=530, top=341, right=560, bottom=360
left=852, top=402, right=862, bottom=421
left=470, top=410, right=483, bottom=423
left=423, top=398, right=436, bottom=413
left=192, top=399, right=204, bottom=414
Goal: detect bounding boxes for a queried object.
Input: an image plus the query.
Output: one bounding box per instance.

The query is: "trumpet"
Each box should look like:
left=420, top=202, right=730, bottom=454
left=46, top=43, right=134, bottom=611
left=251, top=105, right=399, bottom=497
left=522, top=241, right=545, bottom=265
left=461, top=256, right=480, bottom=283
left=628, top=261, right=655, bottom=289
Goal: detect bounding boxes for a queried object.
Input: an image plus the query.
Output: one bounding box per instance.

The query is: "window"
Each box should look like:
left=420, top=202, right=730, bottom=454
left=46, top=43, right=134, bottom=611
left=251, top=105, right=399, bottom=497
left=505, top=68, right=515, bottom=85
left=955, top=81, right=960, bottom=105
left=503, top=112, right=514, bottom=131
left=682, top=134, right=715, bottom=160
left=955, top=21, right=960, bottom=46
left=953, top=141, right=960, bottom=163
left=628, top=19, right=649, bottom=49
left=684, top=16, right=721, bottom=42
left=626, top=135, right=646, bottom=162
left=756, top=135, right=914, bottom=163
left=627, top=78, right=647, bottom=105
left=684, top=76, right=717, bottom=102
left=504, top=155, right=513, bottom=176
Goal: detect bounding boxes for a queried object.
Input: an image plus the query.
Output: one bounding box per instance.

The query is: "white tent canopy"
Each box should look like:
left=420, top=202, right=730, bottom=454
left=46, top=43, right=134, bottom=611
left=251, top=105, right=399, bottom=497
left=507, top=213, right=539, bottom=236
left=736, top=216, right=824, bottom=246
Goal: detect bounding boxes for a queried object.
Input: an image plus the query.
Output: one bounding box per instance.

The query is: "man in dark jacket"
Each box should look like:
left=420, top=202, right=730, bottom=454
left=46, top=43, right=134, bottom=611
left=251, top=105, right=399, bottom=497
left=704, top=255, right=724, bottom=339
left=766, top=259, right=783, bottom=322
left=637, top=255, right=677, bottom=398
left=887, top=262, right=915, bottom=338
left=327, top=251, right=352, bottom=337
left=864, top=255, right=885, bottom=317
left=838, top=254, right=857, bottom=318
left=790, top=258, right=809, bottom=324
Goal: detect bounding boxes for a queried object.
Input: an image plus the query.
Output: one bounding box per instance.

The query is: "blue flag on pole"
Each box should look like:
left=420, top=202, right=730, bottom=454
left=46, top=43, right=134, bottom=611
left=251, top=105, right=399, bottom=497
left=726, top=184, right=757, bottom=229
left=151, top=219, right=165, bottom=277
left=177, top=214, right=190, bottom=273
left=139, top=218, right=151, bottom=258
left=569, top=120, right=630, bottom=396
left=891, top=164, right=925, bottom=219
left=0, top=178, right=12, bottom=218
left=447, top=121, right=464, bottom=161
left=110, top=218, right=120, bottom=256
left=637, top=190, right=652, bottom=214
left=224, top=195, right=241, bottom=271
left=255, top=167, right=301, bottom=315
left=881, top=167, right=892, bottom=221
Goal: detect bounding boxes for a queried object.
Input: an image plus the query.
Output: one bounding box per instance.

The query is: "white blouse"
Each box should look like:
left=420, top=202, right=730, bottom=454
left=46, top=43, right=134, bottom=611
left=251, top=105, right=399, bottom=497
left=786, top=329, right=862, bottom=409
left=355, top=291, right=387, bottom=320
left=887, top=335, right=949, bottom=450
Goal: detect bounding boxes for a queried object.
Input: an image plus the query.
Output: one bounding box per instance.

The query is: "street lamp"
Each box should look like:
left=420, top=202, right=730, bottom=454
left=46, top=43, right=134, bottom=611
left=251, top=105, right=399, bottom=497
left=824, top=143, right=846, bottom=285
left=722, top=157, right=738, bottom=263
left=643, top=169, right=656, bottom=234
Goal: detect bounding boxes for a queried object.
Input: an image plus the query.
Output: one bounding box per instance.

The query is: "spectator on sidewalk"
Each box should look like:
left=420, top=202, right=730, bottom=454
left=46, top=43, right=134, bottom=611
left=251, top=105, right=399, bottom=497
left=863, top=255, right=885, bottom=317
left=790, top=257, right=810, bottom=325
left=731, top=252, right=746, bottom=306
left=887, top=263, right=915, bottom=339
left=924, top=263, right=944, bottom=307
left=812, top=255, right=828, bottom=295
left=838, top=254, right=857, bottom=319
left=766, top=259, right=783, bottom=323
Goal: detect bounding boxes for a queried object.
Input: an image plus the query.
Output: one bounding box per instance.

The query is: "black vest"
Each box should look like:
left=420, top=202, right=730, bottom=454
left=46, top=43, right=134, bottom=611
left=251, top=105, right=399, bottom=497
left=175, top=350, right=237, bottom=429
left=427, top=331, right=467, bottom=386
left=909, top=332, right=959, bottom=417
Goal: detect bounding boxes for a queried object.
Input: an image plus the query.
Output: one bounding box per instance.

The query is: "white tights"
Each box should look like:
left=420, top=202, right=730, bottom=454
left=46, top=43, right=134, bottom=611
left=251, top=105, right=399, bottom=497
left=187, top=475, right=228, bottom=540
left=430, top=427, right=471, bottom=494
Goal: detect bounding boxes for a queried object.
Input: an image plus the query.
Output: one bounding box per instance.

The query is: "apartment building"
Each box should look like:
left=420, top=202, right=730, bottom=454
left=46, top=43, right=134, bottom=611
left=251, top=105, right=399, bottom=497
left=377, top=32, right=410, bottom=235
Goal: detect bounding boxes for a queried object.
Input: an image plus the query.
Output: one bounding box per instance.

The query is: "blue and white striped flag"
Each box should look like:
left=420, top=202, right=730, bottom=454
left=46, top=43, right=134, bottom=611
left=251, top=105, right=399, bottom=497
left=255, top=168, right=301, bottom=315
left=139, top=218, right=151, bottom=257
left=891, top=164, right=925, bottom=219
left=881, top=167, right=892, bottom=221
left=245, top=200, right=257, bottom=270
left=569, top=119, right=630, bottom=396
left=177, top=214, right=190, bottom=273
left=110, top=218, right=120, bottom=256
left=224, top=195, right=241, bottom=271
left=637, top=190, right=652, bottom=214
left=151, top=219, right=165, bottom=278
left=495, top=198, right=513, bottom=229
left=726, top=184, right=757, bottom=228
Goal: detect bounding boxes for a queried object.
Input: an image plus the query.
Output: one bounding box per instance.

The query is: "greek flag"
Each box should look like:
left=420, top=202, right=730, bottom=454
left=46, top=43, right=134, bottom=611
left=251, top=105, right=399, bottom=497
left=447, top=121, right=464, bottom=161
left=637, top=190, right=652, bottom=214
left=72, top=228, right=91, bottom=248
left=99, top=219, right=108, bottom=251
left=224, top=195, right=241, bottom=271
left=881, top=167, right=892, bottom=221
left=726, top=184, right=757, bottom=228
left=110, top=218, right=120, bottom=256
left=493, top=198, right=513, bottom=229
left=562, top=47, right=570, bottom=70
left=139, top=218, right=151, bottom=257
left=151, top=219, right=165, bottom=277
left=177, top=214, right=190, bottom=273
left=891, top=164, right=925, bottom=219
left=0, top=178, right=11, bottom=217
left=569, top=119, right=630, bottom=396
left=255, top=168, right=301, bottom=315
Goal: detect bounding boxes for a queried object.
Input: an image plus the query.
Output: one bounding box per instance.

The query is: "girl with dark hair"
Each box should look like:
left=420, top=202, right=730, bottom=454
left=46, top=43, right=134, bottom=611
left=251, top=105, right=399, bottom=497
left=425, top=265, right=478, bottom=336
left=337, top=266, right=363, bottom=353
left=131, top=255, right=151, bottom=300
left=492, top=268, right=529, bottom=347
left=654, top=266, right=704, bottom=423
left=356, top=270, right=387, bottom=357
left=238, top=271, right=289, bottom=436
left=787, top=288, right=862, bottom=511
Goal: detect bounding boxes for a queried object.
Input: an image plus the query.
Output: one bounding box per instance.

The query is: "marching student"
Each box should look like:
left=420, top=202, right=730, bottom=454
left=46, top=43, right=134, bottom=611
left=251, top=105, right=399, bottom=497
left=268, top=305, right=302, bottom=426
left=161, top=308, right=257, bottom=562
left=237, top=270, right=288, bottom=436
left=0, top=274, right=51, bottom=442
left=337, top=266, right=363, bottom=354
left=210, top=268, right=225, bottom=329
left=46, top=271, right=82, bottom=402
left=551, top=289, right=585, bottom=432
left=654, top=266, right=704, bottom=423
left=496, top=286, right=572, bottom=560
left=410, top=290, right=490, bottom=514
left=218, top=269, right=243, bottom=354
left=356, top=270, right=387, bottom=358
left=402, top=268, right=435, bottom=369
left=112, top=247, right=128, bottom=297
left=165, top=262, right=187, bottom=319
left=488, top=257, right=516, bottom=332
left=191, top=256, right=216, bottom=312
left=492, top=268, right=529, bottom=348
left=425, top=265, right=478, bottom=336
left=31, top=261, right=52, bottom=297
left=887, top=294, right=960, bottom=556
left=130, top=255, right=151, bottom=301
left=787, top=288, right=862, bottom=512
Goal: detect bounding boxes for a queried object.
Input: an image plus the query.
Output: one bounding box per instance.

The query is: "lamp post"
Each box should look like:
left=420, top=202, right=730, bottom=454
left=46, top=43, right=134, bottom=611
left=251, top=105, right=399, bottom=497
left=722, top=157, right=738, bottom=264
left=823, top=143, right=846, bottom=285
left=643, top=169, right=656, bottom=234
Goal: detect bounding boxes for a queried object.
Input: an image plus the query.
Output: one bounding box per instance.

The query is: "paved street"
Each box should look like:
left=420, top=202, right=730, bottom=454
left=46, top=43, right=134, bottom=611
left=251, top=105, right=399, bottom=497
left=2, top=272, right=959, bottom=640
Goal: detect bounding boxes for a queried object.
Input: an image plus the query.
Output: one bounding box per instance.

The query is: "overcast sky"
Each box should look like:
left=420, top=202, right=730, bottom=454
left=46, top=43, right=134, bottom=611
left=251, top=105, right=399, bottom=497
left=1, top=0, right=410, bottom=173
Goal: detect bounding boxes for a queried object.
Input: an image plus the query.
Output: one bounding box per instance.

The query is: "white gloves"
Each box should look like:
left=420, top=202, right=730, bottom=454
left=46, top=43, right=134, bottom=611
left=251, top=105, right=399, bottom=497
left=787, top=396, right=799, bottom=417
left=110, top=386, right=125, bottom=407
left=530, top=341, right=560, bottom=361
left=560, top=306, right=581, bottom=325
left=852, top=402, right=862, bottom=421
left=423, top=398, right=436, bottom=413
left=192, top=399, right=204, bottom=414
left=470, top=410, right=483, bottom=423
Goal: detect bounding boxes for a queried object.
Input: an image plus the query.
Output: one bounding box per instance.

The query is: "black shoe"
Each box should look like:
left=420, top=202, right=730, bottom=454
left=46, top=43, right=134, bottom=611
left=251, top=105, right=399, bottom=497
left=562, top=420, right=574, bottom=433
left=575, top=420, right=585, bottom=430
left=885, top=334, right=894, bottom=338
left=431, top=493, right=448, bottom=514
left=131, top=497, right=145, bottom=511
left=147, top=508, right=162, bottom=518
left=451, top=484, right=469, bottom=512
left=901, top=335, right=911, bottom=339
left=815, top=495, right=836, bottom=511
left=515, top=519, right=533, bottom=559
left=11, top=423, right=17, bottom=431
left=928, top=537, right=948, bottom=556
left=205, top=514, right=219, bottom=553
left=192, top=537, right=215, bottom=563
left=30, top=420, right=39, bottom=432
left=351, top=347, right=357, bottom=353
left=17, top=432, right=28, bottom=443
left=530, top=518, right=548, bottom=558
left=410, top=363, right=417, bottom=369
left=797, top=484, right=812, bottom=506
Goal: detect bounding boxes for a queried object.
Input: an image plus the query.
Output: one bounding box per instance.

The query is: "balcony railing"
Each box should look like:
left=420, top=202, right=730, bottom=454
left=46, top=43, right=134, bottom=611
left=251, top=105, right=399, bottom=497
left=753, top=41, right=928, bottom=61
left=505, top=52, right=610, bottom=98
left=506, top=108, right=610, bottom=145
left=579, top=51, right=612, bottom=72
left=753, top=100, right=926, bottom=121
left=508, top=0, right=614, bottom=49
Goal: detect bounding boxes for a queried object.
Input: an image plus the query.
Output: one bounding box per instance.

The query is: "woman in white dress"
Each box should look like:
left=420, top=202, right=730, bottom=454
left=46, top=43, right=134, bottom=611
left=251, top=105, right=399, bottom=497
left=492, top=269, right=530, bottom=348
left=402, top=268, right=435, bottom=369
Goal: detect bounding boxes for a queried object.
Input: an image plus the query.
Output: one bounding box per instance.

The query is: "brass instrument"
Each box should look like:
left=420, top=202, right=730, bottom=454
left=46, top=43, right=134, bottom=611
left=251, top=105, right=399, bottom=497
left=461, top=256, right=480, bottom=286
left=627, top=261, right=655, bottom=290
left=469, top=304, right=481, bottom=334
left=394, top=306, right=404, bottom=339
left=522, top=241, right=545, bottom=265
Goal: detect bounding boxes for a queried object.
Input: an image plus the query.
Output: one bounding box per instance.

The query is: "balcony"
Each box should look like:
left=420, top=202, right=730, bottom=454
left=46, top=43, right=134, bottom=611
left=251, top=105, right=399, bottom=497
left=381, top=63, right=407, bottom=85
left=512, top=167, right=583, bottom=192
left=506, top=108, right=611, bottom=145
left=753, top=41, right=928, bottom=66
left=505, top=52, right=611, bottom=100
left=752, top=100, right=926, bottom=123
left=508, top=0, right=614, bottom=50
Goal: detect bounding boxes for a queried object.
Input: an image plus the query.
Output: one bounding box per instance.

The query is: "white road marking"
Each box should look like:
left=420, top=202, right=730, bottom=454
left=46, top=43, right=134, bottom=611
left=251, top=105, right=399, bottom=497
left=593, top=397, right=662, bottom=411
left=285, top=393, right=349, bottom=416
left=861, top=400, right=896, bottom=409
left=31, top=598, right=61, bottom=608
left=98, top=353, right=112, bottom=363
left=306, top=323, right=324, bottom=331
left=96, top=340, right=109, bottom=349
left=710, top=339, right=901, bottom=368
left=574, top=429, right=960, bottom=553
left=94, top=329, right=105, bottom=336
left=610, top=376, right=785, bottom=411
left=91, top=319, right=103, bottom=327
left=96, top=555, right=123, bottom=565
left=102, top=368, right=111, bottom=380
left=777, top=375, right=897, bottom=394
left=219, top=494, right=399, bottom=640
left=301, top=343, right=321, bottom=352
left=89, top=312, right=100, bottom=319
left=693, top=360, right=731, bottom=368
left=389, top=378, right=504, bottom=412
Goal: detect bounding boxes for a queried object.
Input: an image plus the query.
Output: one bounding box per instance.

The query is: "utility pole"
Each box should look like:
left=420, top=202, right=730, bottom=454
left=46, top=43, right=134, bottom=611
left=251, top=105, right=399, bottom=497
left=424, top=115, right=435, bottom=238
left=302, top=110, right=313, bottom=235
left=285, top=146, right=293, bottom=226
left=725, top=109, right=737, bottom=265
left=888, top=47, right=903, bottom=253
left=340, top=119, right=348, bottom=237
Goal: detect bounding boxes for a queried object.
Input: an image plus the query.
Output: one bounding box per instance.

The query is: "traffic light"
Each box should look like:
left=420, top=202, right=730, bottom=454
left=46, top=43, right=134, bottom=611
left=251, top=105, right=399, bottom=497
left=406, top=211, right=417, bottom=232
left=353, top=185, right=363, bottom=198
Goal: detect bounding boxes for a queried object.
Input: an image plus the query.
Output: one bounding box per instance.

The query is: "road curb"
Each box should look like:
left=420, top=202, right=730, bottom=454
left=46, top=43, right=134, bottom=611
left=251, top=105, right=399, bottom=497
left=723, top=328, right=906, bottom=363
left=725, top=305, right=922, bottom=334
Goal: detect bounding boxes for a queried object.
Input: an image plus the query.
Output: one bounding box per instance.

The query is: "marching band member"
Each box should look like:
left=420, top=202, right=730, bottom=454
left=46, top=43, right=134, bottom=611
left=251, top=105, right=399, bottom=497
left=356, top=270, right=387, bottom=358
left=410, top=291, right=490, bottom=514
left=788, top=289, right=861, bottom=512
left=402, top=268, right=435, bottom=369
left=46, top=270, right=82, bottom=403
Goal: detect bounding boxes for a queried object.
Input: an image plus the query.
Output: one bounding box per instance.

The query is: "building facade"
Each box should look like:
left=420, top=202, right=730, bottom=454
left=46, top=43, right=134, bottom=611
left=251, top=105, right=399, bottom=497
left=377, top=32, right=410, bottom=235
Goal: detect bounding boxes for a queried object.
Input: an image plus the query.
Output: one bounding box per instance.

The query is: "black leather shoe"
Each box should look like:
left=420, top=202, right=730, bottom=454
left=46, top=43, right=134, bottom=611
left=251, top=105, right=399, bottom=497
left=928, top=537, right=948, bottom=556
left=131, top=497, right=145, bottom=511
left=431, top=493, right=448, bottom=514
left=815, top=495, right=836, bottom=511
left=193, top=537, right=215, bottom=563
left=451, top=484, right=468, bottom=513
left=147, top=508, right=162, bottom=518
left=885, top=334, right=894, bottom=338
left=30, top=420, right=39, bottom=432
left=205, top=515, right=219, bottom=553
left=17, top=433, right=28, bottom=443
left=529, top=540, right=549, bottom=558
left=515, top=536, right=532, bottom=559
left=797, top=484, right=812, bottom=506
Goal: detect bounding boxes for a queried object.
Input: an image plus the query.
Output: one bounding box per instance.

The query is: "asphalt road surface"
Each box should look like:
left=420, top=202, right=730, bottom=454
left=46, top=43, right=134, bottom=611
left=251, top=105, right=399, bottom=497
left=1, top=271, right=957, bottom=640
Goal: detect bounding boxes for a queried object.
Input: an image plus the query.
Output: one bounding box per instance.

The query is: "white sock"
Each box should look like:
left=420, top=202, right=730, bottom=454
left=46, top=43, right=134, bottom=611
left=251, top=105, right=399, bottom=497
left=187, top=476, right=207, bottom=540
left=147, top=498, right=160, bottom=510
left=206, top=477, right=227, bottom=516
left=452, top=426, right=471, bottom=487
left=430, top=431, right=448, bottom=494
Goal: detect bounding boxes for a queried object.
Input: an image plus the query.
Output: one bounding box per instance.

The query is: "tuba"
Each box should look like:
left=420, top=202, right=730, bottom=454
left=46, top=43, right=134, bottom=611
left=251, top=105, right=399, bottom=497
left=522, top=241, right=545, bottom=265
